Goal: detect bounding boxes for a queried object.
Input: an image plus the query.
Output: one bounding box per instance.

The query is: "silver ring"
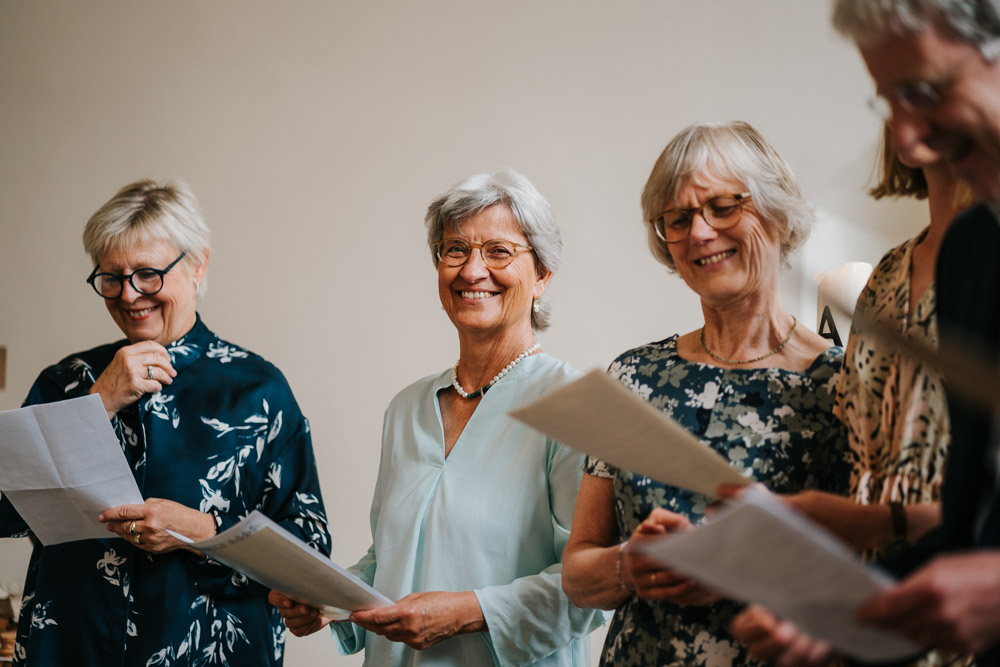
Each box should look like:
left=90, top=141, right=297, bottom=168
left=147, top=365, right=154, bottom=381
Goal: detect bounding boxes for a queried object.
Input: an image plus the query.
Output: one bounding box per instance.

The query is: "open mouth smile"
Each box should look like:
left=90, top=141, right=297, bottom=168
left=460, top=291, right=497, bottom=299
left=125, top=306, right=158, bottom=319
left=695, top=249, right=736, bottom=266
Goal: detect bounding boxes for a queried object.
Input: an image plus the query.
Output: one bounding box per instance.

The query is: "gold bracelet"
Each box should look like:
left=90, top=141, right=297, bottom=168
left=616, top=541, right=631, bottom=593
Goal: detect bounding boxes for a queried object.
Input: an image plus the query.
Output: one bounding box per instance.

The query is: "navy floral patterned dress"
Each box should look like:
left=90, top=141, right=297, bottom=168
left=587, top=335, right=850, bottom=666
left=0, top=315, right=330, bottom=667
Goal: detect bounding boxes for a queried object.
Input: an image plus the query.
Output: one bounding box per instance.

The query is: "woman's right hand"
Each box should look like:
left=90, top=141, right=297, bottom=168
left=731, top=604, right=834, bottom=666
left=625, top=508, right=721, bottom=606
left=268, top=591, right=332, bottom=637
left=89, top=341, right=176, bottom=418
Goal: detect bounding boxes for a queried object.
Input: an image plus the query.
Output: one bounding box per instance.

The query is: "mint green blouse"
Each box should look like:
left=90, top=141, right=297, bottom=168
left=332, top=353, right=602, bottom=666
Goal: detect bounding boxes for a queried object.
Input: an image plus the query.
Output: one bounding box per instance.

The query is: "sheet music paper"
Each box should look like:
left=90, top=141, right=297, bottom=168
left=509, top=369, right=749, bottom=498
left=0, top=394, right=143, bottom=545
left=639, top=487, right=921, bottom=662
left=169, top=511, right=392, bottom=618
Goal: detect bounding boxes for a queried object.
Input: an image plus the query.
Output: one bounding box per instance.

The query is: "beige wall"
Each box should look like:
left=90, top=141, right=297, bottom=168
left=0, top=1, right=929, bottom=664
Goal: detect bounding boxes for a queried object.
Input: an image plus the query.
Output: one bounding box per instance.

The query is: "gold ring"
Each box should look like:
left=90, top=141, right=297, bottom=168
left=129, top=520, right=136, bottom=536
left=134, top=533, right=142, bottom=545
left=650, top=572, right=657, bottom=586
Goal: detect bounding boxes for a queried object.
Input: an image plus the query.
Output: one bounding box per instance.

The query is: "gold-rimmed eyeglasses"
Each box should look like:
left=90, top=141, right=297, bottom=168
left=434, top=239, right=533, bottom=269
left=653, top=193, right=751, bottom=244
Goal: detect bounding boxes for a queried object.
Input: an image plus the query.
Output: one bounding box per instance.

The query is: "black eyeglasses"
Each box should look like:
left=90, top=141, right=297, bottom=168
left=87, top=252, right=186, bottom=299
left=654, top=193, right=752, bottom=244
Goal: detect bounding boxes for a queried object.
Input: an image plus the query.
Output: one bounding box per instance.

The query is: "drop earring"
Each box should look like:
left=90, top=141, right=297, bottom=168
left=532, top=297, right=540, bottom=313
left=195, top=282, right=201, bottom=296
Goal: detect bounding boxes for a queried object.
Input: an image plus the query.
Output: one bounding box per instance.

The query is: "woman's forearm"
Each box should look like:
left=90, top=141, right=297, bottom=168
left=562, top=541, right=632, bottom=610
left=787, top=491, right=942, bottom=551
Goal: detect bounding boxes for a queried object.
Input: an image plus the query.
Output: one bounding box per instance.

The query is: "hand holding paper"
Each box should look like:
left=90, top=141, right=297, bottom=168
left=168, top=511, right=391, bottom=619
left=637, top=487, right=921, bottom=661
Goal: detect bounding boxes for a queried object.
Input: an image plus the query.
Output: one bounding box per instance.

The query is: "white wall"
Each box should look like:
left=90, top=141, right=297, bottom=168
left=0, top=2, right=931, bottom=664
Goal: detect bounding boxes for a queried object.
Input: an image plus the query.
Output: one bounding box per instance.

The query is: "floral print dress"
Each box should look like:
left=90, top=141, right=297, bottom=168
left=587, top=336, right=850, bottom=667
left=0, top=315, right=330, bottom=667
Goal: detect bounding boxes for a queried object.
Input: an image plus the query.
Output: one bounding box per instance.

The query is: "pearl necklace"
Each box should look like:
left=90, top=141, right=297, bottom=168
left=452, top=343, right=540, bottom=399
left=700, top=316, right=797, bottom=365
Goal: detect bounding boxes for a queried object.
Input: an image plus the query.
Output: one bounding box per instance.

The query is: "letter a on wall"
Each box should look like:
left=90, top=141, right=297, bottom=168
left=818, top=305, right=842, bottom=346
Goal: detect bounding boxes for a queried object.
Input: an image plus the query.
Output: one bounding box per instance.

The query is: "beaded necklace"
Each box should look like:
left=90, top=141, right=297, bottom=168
left=452, top=343, right=540, bottom=399
left=700, top=317, right=797, bottom=365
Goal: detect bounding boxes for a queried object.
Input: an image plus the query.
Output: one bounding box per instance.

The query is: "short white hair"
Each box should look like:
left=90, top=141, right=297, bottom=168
left=83, top=179, right=212, bottom=290
left=640, top=121, right=814, bottom=272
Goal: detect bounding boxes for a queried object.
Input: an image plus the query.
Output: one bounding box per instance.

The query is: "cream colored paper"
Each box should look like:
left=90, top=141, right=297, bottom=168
left=168, top=511, right=392, bottom=618
left=640, top=487, right=921, bottom=662
left=509, top=369, right=749, bottom=498
left=0, top=394, right=143, bottom=545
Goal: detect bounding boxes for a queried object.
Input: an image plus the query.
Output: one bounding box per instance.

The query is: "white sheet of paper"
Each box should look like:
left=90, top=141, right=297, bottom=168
left=0, top=394, right=143, bottom=545
left=509, top=369, right=748, bottom=498
left=639, top=487, right=921, bottom=661
left=168, top=511, right=392, bottom=618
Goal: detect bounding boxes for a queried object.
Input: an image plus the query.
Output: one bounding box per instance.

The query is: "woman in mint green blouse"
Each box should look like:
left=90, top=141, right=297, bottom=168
left=271, top=168, right=603, bottom=666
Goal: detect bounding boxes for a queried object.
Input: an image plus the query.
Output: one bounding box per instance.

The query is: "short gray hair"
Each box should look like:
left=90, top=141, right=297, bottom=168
left=425, top=168, right=561, bottom=331
left=833, top=0, right=1000, bottom=58
left=640, top=121, right=814, bottom=271
left=83, top=179, right=212, bottom=289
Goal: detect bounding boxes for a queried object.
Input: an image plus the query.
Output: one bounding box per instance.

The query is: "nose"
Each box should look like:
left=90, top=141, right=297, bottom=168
left=890, top=103, right=934, bottom=160
left=118, top=278, right=143, bottom=302
left=686, top=209, right=718, bottom=243
left=458, top=247, right=490, bottom=281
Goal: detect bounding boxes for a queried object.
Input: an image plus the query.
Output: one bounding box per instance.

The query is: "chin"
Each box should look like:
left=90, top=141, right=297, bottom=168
left=120, top=322, right=163, bottom=343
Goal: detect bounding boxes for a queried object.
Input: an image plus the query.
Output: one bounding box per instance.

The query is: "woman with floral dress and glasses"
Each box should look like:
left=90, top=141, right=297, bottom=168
left=561, top=121, right=851, bottom=665
left=0, top=179, right=329, bottom=666
left=271, top=168, right=602, bottom=666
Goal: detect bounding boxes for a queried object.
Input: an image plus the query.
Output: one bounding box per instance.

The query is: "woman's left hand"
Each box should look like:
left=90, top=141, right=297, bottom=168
left=99, top=498, right=216, bottom=554
left=625, top=508, right=721, bottom=606
left=349, top=591, right=487, bottom=650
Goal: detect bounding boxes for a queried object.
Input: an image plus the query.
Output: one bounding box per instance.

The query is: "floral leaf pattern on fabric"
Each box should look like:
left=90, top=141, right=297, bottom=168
left=0, top=316, right=330, bottom=667
left=589, top=336, right=850, bottom=666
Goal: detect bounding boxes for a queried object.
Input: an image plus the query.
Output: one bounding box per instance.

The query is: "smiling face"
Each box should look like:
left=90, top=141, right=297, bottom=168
left=665, top=171, right=782, bottom=308
left=437, top=204, right=550, bottom=341
left=97, top=237, right=206, bottom=345
left=861, top=25, right=1000, bottom=203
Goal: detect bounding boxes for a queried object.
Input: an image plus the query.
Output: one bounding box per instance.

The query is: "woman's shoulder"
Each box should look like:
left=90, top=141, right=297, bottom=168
left=800, top=343, right=844, bottom=380
left=520, top=351, right=581, bottom=384
left=39, top=340, right=127, bottom=381
left=863, top=231, right=925, bottom=299
left=609, top=335, right=679, bottom=369
left=385, top=368, right=450, bottom=411
left=192, top=324, right=288, bottom=381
